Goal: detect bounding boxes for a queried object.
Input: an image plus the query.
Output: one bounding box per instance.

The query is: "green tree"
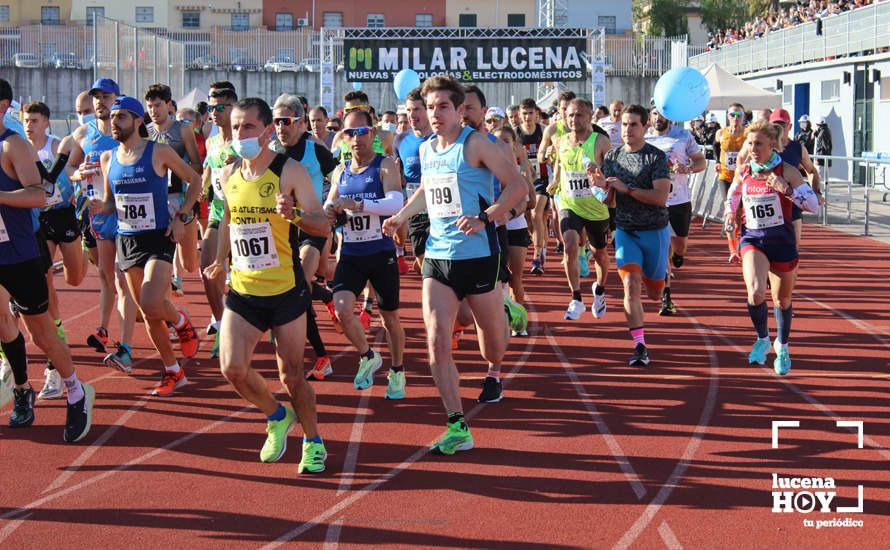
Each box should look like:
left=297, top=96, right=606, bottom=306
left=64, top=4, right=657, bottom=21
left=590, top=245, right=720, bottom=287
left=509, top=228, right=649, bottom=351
left=700, top=0, right=772, bottom=33
left=649, top=0, right=690, bottom=37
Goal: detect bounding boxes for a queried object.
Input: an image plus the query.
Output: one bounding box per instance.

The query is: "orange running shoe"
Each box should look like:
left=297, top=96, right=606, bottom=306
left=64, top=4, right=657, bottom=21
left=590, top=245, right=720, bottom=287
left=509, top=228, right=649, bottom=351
left=397, top=255, right=410, bottom=274
left=152, top=369, right=187, bottom=397
left=451, top=324, right=470, bottom=350
left=359, top=309, right=372, bottom=332
left=324, top=301, right=343, bottom=334
left=174, top=310, right=199, bottom=358
left=306, top=356, right=333, bottom=380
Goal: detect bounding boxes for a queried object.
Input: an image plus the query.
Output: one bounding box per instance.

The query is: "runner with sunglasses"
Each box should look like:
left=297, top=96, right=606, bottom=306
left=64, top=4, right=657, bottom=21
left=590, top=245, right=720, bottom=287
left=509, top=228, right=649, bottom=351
left=715, top=103, right=747, bottom=263
left=326, top=111, right=406, bottom=399
left=272, top=94, right=339, bottom=381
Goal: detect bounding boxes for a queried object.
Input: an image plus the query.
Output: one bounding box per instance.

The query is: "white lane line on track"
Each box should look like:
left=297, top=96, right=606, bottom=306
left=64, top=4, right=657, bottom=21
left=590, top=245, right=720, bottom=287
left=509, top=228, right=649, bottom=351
left=793, top=292, right=890, bottom=345
left=0, top=514, right=31, bottom=542
left=546, top=329, right=646, bottom=499
left=322, top=518, right=344, bottom=550
left=658, top=520, right=684, bottom=550
left=613, top=308, right=721, bottom=550
left=263, top=303, right=541, bottom=549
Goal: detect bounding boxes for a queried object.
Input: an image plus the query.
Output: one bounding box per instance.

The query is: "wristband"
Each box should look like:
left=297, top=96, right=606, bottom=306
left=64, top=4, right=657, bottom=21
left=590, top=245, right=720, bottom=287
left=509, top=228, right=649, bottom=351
left=289, top=212, right=302, bottom=225
left=478, top=210, right=490, bottom=224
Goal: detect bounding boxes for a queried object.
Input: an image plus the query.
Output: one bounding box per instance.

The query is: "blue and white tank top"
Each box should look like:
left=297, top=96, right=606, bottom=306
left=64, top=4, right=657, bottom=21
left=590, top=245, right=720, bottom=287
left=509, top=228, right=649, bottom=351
left=0, top=129, right=40, bottom=264
left=108, top=141, right=169, bottom=234
left=336, top=154, right=394, bottom=256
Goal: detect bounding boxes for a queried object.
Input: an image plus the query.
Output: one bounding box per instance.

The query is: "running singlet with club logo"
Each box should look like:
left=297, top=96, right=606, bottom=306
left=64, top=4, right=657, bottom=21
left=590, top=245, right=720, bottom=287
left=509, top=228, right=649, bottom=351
left=739, top=165, right=794, bottom=237
left=558, top=132, right=609, bottom=220
left=82, top=120, right=119, bottom=237
left=718, top=128, right=746, bottom=182
left=420, top=126, right=498, bottom=260
left=225, top=154, right=304, bottom=297
left=107, top=141, right=168, bottom=234
left=336, top=155, right=394, bottom=254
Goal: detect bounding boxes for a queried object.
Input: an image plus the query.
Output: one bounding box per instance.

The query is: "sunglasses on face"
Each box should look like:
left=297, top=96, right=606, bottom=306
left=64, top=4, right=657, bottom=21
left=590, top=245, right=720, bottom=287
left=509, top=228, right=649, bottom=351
left=326, top=126, right=339, bottom=131
left=343, top=126, right=372, bottom=138
left=344, top=104, right=369, bottom=114
left=729, top=111, right=744, bottom=117
left=273, top=117, right=302, bottom=126
left=209, top=104, right=231, bottom=113
left=485, top=117, right=503, bottom=123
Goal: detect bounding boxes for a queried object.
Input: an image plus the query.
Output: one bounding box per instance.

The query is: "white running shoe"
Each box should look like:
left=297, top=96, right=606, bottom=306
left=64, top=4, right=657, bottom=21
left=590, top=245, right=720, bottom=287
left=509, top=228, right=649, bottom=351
left=38, top=367, right=64, bottom=399
left=591, top=283, right=607, bottom=319
left=564, top=299, right=585, bottom=320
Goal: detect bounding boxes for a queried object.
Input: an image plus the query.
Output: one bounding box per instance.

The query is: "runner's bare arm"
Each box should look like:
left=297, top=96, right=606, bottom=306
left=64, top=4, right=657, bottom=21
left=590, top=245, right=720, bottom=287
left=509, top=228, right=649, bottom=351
left=91, top=150, right=115, bottom=215
left=280, top=157, right=328, bottom=237
left=537, top=124, right=556, bottom=165
left=0, top=135, right=43, bottom=207
left=156, top=142, right=202, bottom=214
left=470, top=133, right=528, bottom=222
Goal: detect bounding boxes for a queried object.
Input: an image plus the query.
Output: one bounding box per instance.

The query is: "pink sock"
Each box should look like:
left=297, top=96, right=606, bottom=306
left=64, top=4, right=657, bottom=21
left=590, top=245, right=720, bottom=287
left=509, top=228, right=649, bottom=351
left=630, top=327, right=645, bottom=347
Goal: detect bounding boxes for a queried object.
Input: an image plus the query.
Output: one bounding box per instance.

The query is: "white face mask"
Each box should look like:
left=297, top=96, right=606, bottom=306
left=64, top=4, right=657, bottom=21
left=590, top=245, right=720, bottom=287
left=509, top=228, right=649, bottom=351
left=78, top=113, right=96, bottom=125
left=380, top=122, right=397, bottom=133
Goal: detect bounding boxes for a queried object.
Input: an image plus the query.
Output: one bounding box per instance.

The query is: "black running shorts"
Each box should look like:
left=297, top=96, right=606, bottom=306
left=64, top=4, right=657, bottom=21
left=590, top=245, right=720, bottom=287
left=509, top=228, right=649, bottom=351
left=225, top=285, right=310, bottom=332
left=668, top=202, right=693, bottom=238
left=39, top=206, right=80, bottom=244
left=116, top=229, right=176, bottom=272
left=559, top=210, right=611, bottom=250
left=422, top=254, right=500, bottom=300
left=0, top=257, right=50, bottom=315
left=331, top=250, right=400, bottom=311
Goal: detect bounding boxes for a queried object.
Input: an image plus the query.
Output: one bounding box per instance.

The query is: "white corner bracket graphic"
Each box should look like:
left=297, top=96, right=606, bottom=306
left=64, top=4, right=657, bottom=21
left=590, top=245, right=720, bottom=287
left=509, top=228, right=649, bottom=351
left=772, top=420, right=801, bottom=448
left=837, top=484, right=864, bottom=513
left=836, top=420, right=865, bottom=449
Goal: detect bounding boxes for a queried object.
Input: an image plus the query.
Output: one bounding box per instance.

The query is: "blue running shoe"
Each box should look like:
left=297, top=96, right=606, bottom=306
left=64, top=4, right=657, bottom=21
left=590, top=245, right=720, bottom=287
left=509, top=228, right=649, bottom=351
left=773, top=341, right=791, bottom=375
left=579, top=247, right=590, bottom=278
left=748, top=337, right=770, bottom=366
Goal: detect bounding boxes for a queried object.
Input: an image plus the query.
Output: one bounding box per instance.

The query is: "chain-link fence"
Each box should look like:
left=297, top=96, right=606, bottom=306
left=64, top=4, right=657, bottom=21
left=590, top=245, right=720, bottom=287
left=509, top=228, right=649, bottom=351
left=0, top=24, right=93, bottom=68
left=93, top=16, right=186, bottom=98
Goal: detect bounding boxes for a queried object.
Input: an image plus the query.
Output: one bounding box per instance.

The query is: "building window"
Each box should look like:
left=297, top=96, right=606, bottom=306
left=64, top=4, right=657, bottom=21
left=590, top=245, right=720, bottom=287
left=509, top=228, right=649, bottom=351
left=41, top=6, right=61, bottom=25
left=231, top=12, right=249, bottom=31
left=597, top=15, right=617, bottom=34
left=275, top=12, right=293, bottom=31
left=182, top=11, right=200, bottom=28
left=135, top=7, right=154, bottom=24
left=416, top=13, right=432, bottom=27
left=0, top=5, right=9, bottom=22
left=367, top=13, right=384, bottom=27
left=881, top=77, right=890, bottom=101
left=782, top=86, right=793, bottom=104
left=322, top=11, right=343, bottom=28
left=458, top=14, right=476, bottom=27
left=821, top=79, right=840, bottom=101
left=507, top=14, right=525, bottom=27
left=85, top=6, right=105, bottom=25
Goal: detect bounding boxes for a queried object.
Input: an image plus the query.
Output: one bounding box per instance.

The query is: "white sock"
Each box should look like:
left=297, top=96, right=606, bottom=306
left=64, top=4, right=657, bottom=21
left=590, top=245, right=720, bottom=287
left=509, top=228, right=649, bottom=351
left=64, top=373, right=84, bottom=404
left=165, top=363, right=181, bottom=374
left=396, top=246, right=404, bottom=256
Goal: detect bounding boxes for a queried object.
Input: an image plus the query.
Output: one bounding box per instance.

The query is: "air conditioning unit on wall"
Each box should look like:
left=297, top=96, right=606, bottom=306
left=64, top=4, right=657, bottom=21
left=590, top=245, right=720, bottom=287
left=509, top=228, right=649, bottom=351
left=297, top=18, right=309, bottom=27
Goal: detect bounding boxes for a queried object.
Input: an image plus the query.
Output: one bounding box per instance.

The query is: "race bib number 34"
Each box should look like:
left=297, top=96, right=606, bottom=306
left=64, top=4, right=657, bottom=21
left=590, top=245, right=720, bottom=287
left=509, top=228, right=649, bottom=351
left=116, top=193, right=156, bottom=231
left=230, top=222, right=280, bottom=271
left=423, top=173, right=462, bottom=219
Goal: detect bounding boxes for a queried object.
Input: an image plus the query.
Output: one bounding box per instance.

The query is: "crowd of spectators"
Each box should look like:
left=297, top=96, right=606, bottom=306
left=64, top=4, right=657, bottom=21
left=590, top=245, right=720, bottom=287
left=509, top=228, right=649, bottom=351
left=705, top=0, right=879, bottom=51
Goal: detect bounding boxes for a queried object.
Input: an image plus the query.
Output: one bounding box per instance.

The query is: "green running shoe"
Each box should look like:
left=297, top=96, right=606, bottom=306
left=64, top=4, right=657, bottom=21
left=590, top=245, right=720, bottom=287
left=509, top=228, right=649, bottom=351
left=773, top=341, right=791, bottom=376
left=56, top=323, right=67, bottom=343
left=354, top=350, right=382, bottom=390
left=210, top=332, right=220, bottom=359
left=748, top=337, right=770, bottom=365
left=430, top=419, right=474, bottom=455
left=260, top=406, right=296, bottom=463
left=298, top=440, right=327, bottom=474
left=503, top=295, right=528, bottom=334
left=385, top=370, right=406, bottom=400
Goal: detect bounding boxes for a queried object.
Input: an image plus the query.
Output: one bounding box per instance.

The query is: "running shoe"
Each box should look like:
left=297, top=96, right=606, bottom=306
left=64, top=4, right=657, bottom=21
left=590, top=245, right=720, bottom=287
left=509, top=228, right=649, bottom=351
left=385, top=370, right=406, bottom=400
left=591, top=282, right=607, bottom=319
left=174, top=310, right=199, bottom=358
left=430, top=419, right=474, bottom=455
left=38, top=367, right=63, bottom=399
left=206, top=320, right=219, bottom=336
left=728, top=252, right=741, bottom=264
left=555, top=242, right=564, bottom=254
left=358, top=309, right=372, bottom=332
left=56, top=322, right=68, bottom=343
left=152, top=369, right=188, bottom=397
left=659, top=294, right=678, bottom=316
left=452, top=323, right=470, bottom=350
left=353, top=350, right=382, bottom=390
left=297, top=440, right=327, bottom=474
left=530, top=259, right=543, bottom=275
left=397, top=255, right=410, bottom=275
left=260, top=406, right=296, bottom=463
left=168, top=324, right=179, bottom=342
left=629, top=343, right=650, bottom=367
left=306, top=356, right=333, bottom=380
left=579, top=247, right=590, bottom=278
left=564, top=299, right=585, bottom=320
left=325, top=300, right=343, bottom=334
left=748, top=337, right=770, bottom=366
left=87, top=327, right=108, bottom=353
left=672, top=252, right=685, bottom=268
left=511, top=329, right=529, bottom=337
left=478, top=376, right=502, bottom=403
left=9, top=386, right=35, bottom=427
left=503, top=296, right=528, bottom=335
left=104, top=342, right=133, bottom=374
left=773, top=341, right=792, bottom=376
left=63, top=383, right=95, bottom=443
left=0, top=358, right=11, bottom=408
left=171, top=275, right=184, bottom=297
left=210, top=332, right=220, bottom=359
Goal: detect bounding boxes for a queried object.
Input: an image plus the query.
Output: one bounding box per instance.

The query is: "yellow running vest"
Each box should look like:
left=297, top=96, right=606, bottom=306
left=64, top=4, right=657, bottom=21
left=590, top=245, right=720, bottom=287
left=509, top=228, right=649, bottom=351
left=718, top=128, right=746, bottom=182
left=558, top=132, right=609, bottom=221
left=226, top=154, right=300, bottom=297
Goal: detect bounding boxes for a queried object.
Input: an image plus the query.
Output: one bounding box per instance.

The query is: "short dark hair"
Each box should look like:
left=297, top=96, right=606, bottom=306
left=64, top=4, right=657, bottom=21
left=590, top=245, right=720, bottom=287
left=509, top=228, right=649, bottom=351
left=406, top=87, right=423, bottom=102
left=464, top=85, right=486, bottom=108
left=622, top=104, right=650, bottom=125
left=344, top=90, right=369, bottom=104
left=209, top=87, right=238, bottom=103
left=209, top=81, right=235, bottom=92
left=311, top=105, right=328, bottom=117
left=421, top=76, right=465, bottom=109
left=345, top=109, right=373, bottom=127
left=196, top=101, right=208, bottom=115
left=382, top=110, right=397, bottom=118
left=235, top=97, right=273, bottom=126
left=23, top=101, right=50, bottom=118
left=297, top=95, right=309, bottom=107
left=558, top=90, right=577, bottom=103
left=568, top=98, right=593, bottom=112
left=519, top=98, right=538, bottom=111
left=494, top=125, right=517, bottom=141
left=0, top=78, right=12, bottom=102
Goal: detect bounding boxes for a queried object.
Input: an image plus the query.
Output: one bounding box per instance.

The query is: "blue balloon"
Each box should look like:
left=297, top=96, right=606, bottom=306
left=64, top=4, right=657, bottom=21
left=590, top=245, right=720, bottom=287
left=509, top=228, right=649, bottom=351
left=393, top=69, right=421, bottom=101
left=653, top=67, right=711, bottom=122
left=352, top=81, right=363, bottom=91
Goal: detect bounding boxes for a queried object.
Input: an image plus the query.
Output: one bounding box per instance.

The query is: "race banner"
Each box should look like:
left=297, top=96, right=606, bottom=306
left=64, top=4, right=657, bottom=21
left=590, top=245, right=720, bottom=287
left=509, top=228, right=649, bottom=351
left=343, top=29, right=587, bottom=83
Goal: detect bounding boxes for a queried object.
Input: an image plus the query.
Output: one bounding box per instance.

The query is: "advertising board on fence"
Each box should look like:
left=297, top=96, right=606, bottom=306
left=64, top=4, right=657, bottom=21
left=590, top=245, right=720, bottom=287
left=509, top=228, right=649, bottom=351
left=343, top=28, right=587, bottom=83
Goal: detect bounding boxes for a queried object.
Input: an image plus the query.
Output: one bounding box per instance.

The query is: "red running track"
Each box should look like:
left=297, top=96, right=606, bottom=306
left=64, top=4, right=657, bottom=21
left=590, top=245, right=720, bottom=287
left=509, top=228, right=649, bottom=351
left=2, top=221, right=890, bottom=548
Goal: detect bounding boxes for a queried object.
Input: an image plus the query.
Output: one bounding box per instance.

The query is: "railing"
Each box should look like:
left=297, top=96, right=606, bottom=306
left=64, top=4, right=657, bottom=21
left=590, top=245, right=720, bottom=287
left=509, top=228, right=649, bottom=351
left=690, top=2, right=890, bottom=74
left=603, top=35, right=690, bottom=76
left=0, top=24, right=93, bottom=68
